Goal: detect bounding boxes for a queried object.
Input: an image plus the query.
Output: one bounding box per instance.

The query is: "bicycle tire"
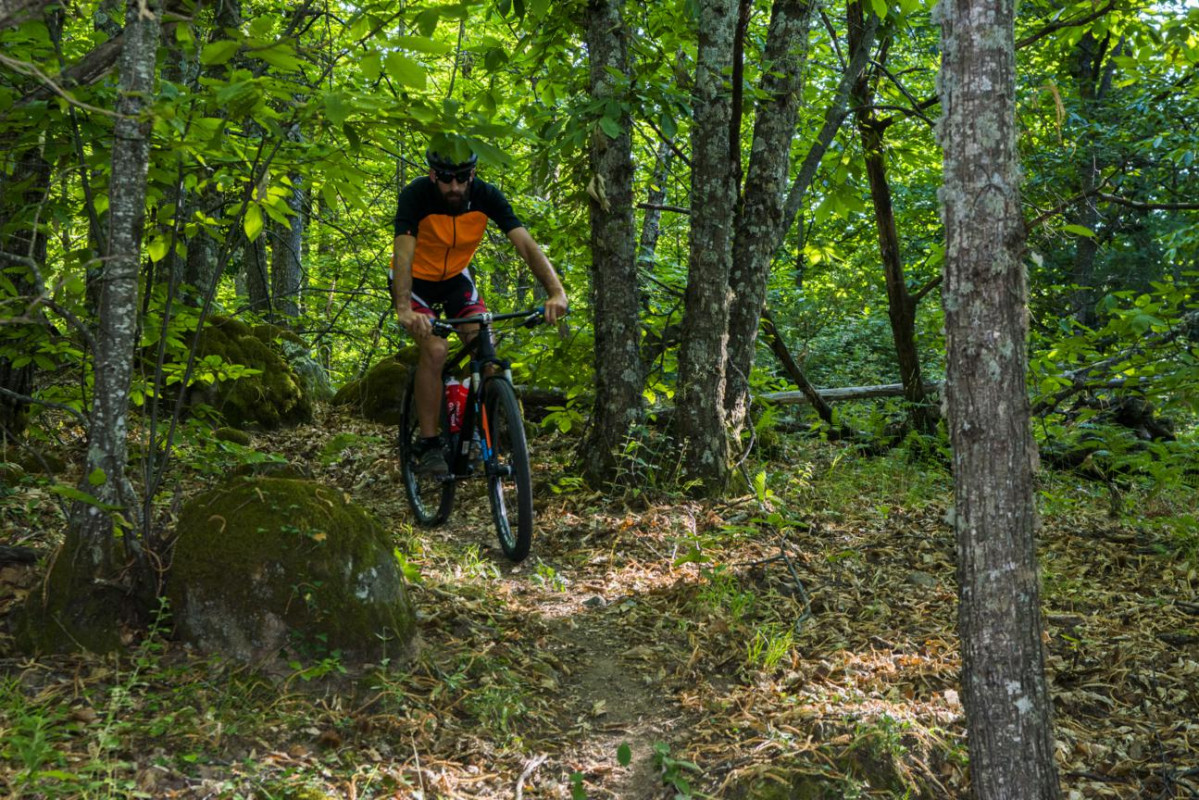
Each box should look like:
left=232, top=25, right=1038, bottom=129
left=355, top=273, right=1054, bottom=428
left=482, top=378, right=533, bottom=561
left=399, top=373, right=456, bottom=526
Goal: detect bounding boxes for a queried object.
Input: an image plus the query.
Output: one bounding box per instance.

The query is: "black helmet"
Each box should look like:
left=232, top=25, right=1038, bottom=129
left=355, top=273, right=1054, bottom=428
left=426, top=148, right=478, bottom=171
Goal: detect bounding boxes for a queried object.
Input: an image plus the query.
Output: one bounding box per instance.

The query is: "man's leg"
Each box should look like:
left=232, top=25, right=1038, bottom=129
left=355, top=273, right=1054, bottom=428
left=415, top=333, right=448, bottom=438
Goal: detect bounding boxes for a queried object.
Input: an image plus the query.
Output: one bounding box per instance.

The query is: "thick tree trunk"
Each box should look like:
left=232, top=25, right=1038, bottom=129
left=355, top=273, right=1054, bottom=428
left=938, top=0, right=1062, bottom=797
left=724, top=0, right=816, bottom=433
left=271, top=169, right=305, bottom=321
left=41, top=0, right=161, bottom=652
left=677, top=0, right=739, bottom=495
left=848, top=7, right=933, bottom=433
left=580, top=0, right=644, bottom=486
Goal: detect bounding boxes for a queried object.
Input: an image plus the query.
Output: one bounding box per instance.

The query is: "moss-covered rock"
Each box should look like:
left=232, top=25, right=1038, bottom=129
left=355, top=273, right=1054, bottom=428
left=214, top=427, right=252, bottom=446
left=253, top=324, right=335, bottom=403
left=330, top=347, right=418, bottom=426
left=190, top=316, right=313, bottom=430
left=166, top=476, right=416, bottom=664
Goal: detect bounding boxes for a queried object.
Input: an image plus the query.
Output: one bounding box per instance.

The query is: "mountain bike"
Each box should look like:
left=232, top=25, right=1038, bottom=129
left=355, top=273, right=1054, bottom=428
left=398, top=308, right=546, bottom=562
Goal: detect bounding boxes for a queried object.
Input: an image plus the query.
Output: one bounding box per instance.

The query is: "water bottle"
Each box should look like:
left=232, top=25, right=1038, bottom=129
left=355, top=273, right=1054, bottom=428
left=445, top=377, right=466, bottom=433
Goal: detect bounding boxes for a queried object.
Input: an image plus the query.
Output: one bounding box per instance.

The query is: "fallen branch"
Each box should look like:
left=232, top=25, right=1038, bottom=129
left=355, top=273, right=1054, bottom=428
left=759, top=381, right=942, bottom=406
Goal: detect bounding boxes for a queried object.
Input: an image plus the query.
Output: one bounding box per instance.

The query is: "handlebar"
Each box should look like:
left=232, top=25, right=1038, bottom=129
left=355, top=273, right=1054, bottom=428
left=430, top=307, right=551, bottom=338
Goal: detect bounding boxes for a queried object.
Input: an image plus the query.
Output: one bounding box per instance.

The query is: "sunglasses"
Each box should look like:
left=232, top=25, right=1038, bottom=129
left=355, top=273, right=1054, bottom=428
left=434, top=168, right=474, bottom=184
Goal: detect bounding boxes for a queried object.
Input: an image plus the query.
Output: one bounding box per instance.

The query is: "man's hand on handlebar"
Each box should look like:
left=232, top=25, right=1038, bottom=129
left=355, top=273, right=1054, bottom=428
left=543, top=292, right=568, bottom=325
left=397, top=308, right=432, bottom=340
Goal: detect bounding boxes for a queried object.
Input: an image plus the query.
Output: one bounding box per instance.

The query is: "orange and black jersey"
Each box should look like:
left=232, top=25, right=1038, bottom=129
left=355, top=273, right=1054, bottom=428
left=392, top=176, right=524, bottom=282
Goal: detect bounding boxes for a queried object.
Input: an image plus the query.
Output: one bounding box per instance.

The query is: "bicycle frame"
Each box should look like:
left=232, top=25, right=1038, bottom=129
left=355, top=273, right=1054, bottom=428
left=430, top=308, right=543, bottom=479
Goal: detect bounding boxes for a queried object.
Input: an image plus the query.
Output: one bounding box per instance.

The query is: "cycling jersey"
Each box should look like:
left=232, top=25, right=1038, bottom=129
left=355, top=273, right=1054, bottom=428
left=392, top=176, right=525, bottom=282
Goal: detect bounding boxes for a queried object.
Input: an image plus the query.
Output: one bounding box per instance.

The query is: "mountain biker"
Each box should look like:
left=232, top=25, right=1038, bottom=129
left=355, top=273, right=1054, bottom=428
left=391, top=147, right=569, bottom=476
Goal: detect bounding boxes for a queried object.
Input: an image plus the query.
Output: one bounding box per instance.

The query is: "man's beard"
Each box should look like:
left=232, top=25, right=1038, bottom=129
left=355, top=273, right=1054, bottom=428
left=443, top=190, right=468, bottom=212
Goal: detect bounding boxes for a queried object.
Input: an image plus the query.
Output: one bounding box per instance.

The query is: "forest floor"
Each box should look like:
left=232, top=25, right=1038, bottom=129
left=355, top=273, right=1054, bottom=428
left=1, top=407, right=1198, bottom=799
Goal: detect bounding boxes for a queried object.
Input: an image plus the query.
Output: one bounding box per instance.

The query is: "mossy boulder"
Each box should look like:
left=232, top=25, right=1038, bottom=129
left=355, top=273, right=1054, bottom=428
left=331, top=347, right=418, bottom=426
left=258, top=325, right=334, bottom=403
left=189, top=316, right=313, bottom=430
left=214, top=427, right=252, bottom=446
left=167, top=476, right=416, bottom=664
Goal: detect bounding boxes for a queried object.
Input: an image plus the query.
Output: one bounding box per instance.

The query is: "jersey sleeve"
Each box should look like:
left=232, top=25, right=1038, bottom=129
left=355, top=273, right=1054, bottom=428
left=475, top=181, right=525, bottom=233
left=393, top=179, right=429, bottom=237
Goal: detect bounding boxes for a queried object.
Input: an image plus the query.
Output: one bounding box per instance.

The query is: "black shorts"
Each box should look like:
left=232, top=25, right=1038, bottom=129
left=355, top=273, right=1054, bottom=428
left=409, top=270, right=487, bottom=319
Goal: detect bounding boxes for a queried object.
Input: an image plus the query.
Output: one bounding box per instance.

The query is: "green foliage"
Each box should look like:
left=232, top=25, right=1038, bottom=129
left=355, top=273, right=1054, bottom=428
left=746, top=622, right=794, bottom=672
left=651, top=742, right=702, bottom=799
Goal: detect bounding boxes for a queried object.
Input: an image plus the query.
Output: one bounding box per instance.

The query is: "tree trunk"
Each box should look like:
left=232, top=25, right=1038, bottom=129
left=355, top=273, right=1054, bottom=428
left=580, top=0, right=644, bottom=486
left=760, top=307, right=850, bottom=433
left=0, top=147, right=50, bottom=443
left=676, top=0, right=739, bottom=495
left=271, top=168, right=305, bottom=321
left=39, top=0, right=161, bottom=652
left=724, top=0, right=817, bottom=434
left=243, top=230, right=271, bottom=314
left=638, top=139, right=673, bottom=270
left=725, top=1, right=877, bottom=430
left=848, top=6, right=933, bottom=433
left=937, top=0, right=1061, bottom=797
left=1067, top=33, right=1121, bottom=328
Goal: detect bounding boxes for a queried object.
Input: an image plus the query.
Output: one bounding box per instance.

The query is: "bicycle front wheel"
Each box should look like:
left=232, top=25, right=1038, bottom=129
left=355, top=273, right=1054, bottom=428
left=399, top=373, right=456, bottom=526
left=481, top=378, right=533, bottom=561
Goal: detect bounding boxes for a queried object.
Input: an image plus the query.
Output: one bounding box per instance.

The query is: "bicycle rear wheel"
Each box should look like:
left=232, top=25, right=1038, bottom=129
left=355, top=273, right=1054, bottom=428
left=481, top=377, right=533, bottom=561
left=399, top=373, right=456, bottom=526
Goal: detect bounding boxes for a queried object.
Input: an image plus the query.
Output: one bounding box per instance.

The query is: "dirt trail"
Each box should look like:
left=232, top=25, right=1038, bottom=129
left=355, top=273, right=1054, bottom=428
left=411, top=486, right=696, bottom=799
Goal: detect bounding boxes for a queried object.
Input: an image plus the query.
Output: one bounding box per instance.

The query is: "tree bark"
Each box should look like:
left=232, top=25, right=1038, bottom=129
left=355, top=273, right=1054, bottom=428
left=580, top=0, right=644, bottom=486
left=271, top=165, right=305, bottom=321
left=637, top=139, right=673, bottom=271
left=243, top=230, right=271, bottom=314
left=724, top=0, right=817, bottom=433
left=45, top=0, right=161, bottom=652
left=676, top=0, right=739, bottom=495
left=938, top=0, right=1061, bottom=796
left=848, top=5, right=933, bottom=433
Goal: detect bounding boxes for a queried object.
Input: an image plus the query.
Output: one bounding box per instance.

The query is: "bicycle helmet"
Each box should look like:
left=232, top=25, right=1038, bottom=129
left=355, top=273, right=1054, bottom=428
left=426, top=148, right=478, bottom=171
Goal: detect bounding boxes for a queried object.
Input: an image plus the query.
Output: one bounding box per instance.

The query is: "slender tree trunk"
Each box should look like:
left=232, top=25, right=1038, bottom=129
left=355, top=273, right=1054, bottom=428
left=760, top=307, right=851, bottom=436
left=580, top=0, right=644, bottom=486
left=677, top=0, right=739, bottom=495
left=637, top=139, right=673, bottom=271
left=848, top=6, right=933, bottom=433
left=0, top=147, right=50, bottom=443
left=937, top=0, right=1061, bottom=797
left=724, top=0, right=817, bottom=434
left=38, top=0, right=161, bottom=652
left=1067, top=33, right=1121, bottom=328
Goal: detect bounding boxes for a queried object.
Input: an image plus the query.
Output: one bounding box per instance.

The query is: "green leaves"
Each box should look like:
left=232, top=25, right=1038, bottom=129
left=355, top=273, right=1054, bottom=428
left=393, top=35, right=451, bottom=55
left=244, top=203, right=264, bottom=242
left=200, top=40, right=239, bottom=66
left=385, top=52, right=426, bottom=89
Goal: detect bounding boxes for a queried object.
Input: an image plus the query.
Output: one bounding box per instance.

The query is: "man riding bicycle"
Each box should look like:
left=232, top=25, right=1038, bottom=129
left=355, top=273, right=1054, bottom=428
left=391, top=146, right=569, bottom=476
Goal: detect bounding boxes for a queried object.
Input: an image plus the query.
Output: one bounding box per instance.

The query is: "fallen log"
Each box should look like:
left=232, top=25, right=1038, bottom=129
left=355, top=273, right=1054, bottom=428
left=759, top=381, right=942, bottom=406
